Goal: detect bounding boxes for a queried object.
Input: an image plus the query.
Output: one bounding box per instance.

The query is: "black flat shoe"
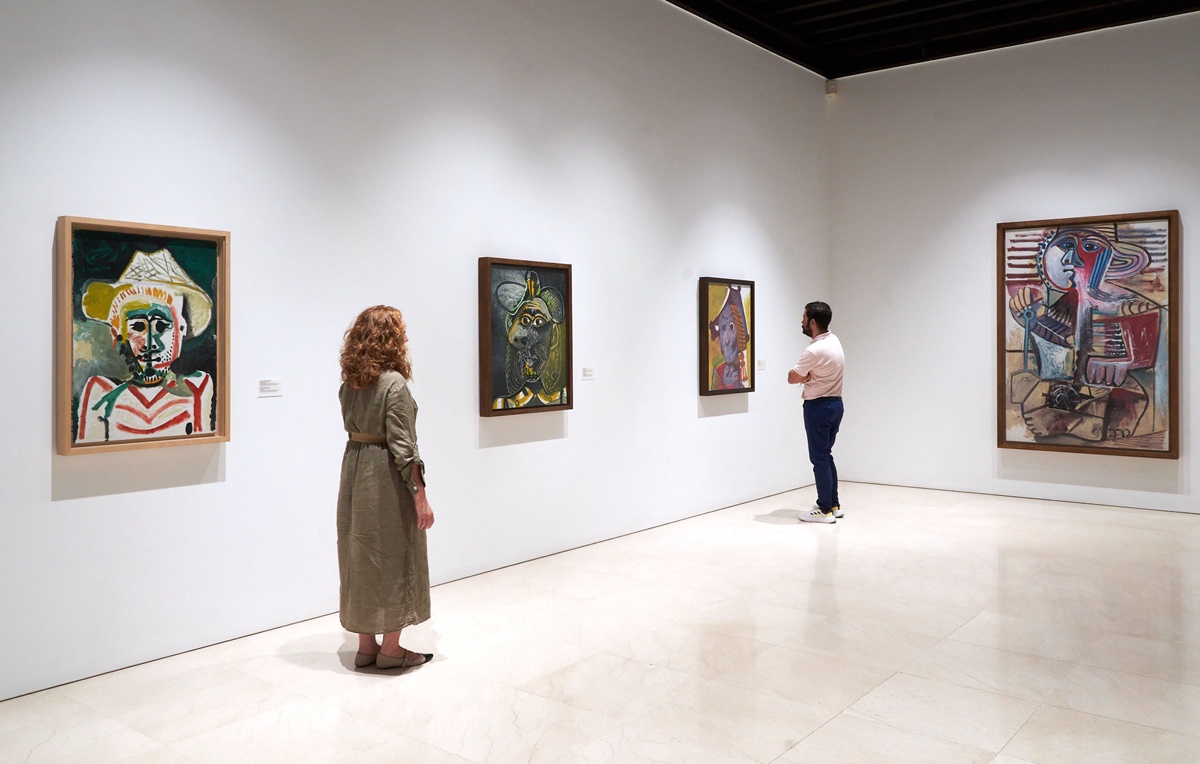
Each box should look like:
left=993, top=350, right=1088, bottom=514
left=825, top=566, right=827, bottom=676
left=375, top=649, right=433, bottom=669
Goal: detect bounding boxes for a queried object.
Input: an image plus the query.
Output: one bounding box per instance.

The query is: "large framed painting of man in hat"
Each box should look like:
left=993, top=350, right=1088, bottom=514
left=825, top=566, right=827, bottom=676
left=56, top=217, right=230, bottom=455
left=478, top=257, right=572, bottom=417
left=997, top=211, right=1179, bottom=458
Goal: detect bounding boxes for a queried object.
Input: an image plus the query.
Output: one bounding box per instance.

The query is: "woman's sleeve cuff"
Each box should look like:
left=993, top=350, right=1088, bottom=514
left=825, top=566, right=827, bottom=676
left=400, top=458, right=426, bottom=495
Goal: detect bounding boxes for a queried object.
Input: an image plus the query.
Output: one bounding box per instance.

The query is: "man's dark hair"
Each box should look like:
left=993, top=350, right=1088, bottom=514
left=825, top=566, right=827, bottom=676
left=805, top=301, right=832, bottom=332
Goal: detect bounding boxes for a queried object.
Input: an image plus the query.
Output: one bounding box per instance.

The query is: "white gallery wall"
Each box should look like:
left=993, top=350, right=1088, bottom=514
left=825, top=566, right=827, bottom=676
left=830, top=13, right=1198, bottom=511
left=0, top=0, right=829, bottom=699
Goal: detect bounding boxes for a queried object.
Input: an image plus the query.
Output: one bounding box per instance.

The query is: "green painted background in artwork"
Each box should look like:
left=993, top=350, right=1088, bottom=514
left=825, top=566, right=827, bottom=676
left=70, top=229, right=221, bottom=436
left=487, top=264, right=570, bottom=401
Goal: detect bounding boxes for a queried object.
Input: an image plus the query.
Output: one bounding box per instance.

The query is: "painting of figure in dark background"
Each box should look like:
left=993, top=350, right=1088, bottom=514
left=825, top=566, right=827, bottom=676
left=58, top=218, right=229, bottom=454
left=479, top=258, right=572, bottom=416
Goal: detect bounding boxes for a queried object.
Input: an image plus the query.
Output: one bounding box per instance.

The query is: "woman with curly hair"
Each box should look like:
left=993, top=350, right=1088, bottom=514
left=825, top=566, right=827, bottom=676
left=337, top=305, right=434, bottom=669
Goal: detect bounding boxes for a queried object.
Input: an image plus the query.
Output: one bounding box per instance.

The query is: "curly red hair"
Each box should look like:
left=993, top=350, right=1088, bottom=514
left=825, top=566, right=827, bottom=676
left=340, top=305, right=412, bottom=389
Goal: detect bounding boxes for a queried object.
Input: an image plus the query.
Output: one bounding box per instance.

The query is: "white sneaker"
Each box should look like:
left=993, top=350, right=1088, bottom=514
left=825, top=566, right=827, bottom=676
left=800, top=506, right=836, bottom=524
left=833, top=505, right=844, bottom=518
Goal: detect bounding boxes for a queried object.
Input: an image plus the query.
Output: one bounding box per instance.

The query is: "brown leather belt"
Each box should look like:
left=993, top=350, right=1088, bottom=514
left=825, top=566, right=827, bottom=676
left=348, top=432, right=387, bottom=444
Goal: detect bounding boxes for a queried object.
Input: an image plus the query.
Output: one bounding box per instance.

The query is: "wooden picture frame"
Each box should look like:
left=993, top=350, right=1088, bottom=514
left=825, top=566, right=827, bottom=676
left=56, top=216, right=230, bottom=455
left=699, top=277, right=755, bottom=395
left=997, top=210, right=1179, bottom=458
left=478, top=257, right=573, bottom=416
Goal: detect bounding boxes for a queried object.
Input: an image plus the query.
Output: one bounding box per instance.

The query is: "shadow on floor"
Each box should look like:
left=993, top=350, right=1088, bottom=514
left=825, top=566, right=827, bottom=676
left=754, top=508, right=799, bottom=524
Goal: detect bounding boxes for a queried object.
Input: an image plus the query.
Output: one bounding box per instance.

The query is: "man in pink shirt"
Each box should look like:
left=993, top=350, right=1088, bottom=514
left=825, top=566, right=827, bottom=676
left=787, top=301, right=845, bottom=523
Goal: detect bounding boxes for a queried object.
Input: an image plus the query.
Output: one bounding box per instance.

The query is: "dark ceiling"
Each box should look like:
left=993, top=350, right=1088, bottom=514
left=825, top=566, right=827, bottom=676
left=663, top=1, right=1200, bottom=79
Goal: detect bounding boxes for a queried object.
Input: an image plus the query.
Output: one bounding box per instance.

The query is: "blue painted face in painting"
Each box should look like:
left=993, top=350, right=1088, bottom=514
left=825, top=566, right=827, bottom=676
left=1048, top=231, right=1110, bottom=293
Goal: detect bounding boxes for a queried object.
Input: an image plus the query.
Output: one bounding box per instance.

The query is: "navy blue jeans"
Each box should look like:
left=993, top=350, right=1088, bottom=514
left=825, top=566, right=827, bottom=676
left=803, top=397, right=844, bottom=511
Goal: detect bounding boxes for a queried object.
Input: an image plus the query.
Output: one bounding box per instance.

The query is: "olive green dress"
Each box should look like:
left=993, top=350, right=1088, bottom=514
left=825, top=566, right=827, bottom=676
left=337, top=370, right=431, bottom=634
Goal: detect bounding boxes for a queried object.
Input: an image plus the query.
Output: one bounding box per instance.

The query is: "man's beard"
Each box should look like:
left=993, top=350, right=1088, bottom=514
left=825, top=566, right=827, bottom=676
left=121, top=344, right=170, bottom=384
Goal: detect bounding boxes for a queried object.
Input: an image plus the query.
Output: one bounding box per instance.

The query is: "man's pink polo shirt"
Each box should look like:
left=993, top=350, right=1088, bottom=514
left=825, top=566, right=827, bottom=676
left=792, top=332, right=844, bottom=400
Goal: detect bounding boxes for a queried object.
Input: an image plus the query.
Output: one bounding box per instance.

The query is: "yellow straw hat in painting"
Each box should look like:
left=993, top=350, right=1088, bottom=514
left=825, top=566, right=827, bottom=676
left=81, top=248, right=213, bottom=337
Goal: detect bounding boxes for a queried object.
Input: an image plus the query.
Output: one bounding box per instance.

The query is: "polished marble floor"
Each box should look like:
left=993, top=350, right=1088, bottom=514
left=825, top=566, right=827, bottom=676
left=5, top=482, right=1200, bottom=763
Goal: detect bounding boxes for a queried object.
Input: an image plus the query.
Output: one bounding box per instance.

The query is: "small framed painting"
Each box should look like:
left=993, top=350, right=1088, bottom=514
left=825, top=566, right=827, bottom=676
left=699, top=277, right=754, bottom=395
left=478, top=257, right=573, bottom=416
left=57, top=217, right=230, bottom=455
left=997, top=210, right=1179, bottom=458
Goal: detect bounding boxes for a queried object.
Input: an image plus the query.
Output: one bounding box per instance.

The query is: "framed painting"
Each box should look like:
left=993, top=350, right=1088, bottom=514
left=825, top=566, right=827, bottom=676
left=56, top=217, right=230, bottom=455
left=699, top=277, right=755, bottom=395
left=478, top=257, right=573, bottom=416
left=997, top=211, right=1179, bottom=458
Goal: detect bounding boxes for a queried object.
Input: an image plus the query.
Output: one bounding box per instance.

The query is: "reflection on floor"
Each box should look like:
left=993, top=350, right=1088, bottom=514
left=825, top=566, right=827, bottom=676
left=4, top=482, right=1200, bottom=763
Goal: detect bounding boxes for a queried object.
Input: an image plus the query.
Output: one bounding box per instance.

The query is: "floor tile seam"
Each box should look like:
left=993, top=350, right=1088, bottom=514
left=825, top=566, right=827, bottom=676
left=942, top=633, right=1200, bottom=691
left=989, top=699, right=1045, bottom=758
left=902, top=662, right=1200, bottom=738
left=896, top=633, right=951, bottom=675
left=343, top=734, right=462, bottom=764
left=152, top=691, right=345, bottom=753
left=837, top=665, right=905, bottom=714
left=30, top=616, right=346, bottom=706
left=696, top=624, right=850, bottom=653
left=894, top=664, right=1200, bottom=740
left=893, top=668, right=1061, bottom=709
left=510, top=700, right=614, bottom=764
left=0, top=690, right=98, bottom=726
left=546, top=706, right=700, bottom=763
left=1019, top=701, right=1200, bottom=743
left=763, top=708, right=844, bottom=764
left=778, top=573, right=910, bottom=596
left=704, top=661, right=896, bottom=730
left=839, top=604, right=982, bottom=645
left=563, top=720, right=764, bottom=764
left=733, top=637, right=903, bottom=678
left=609, top=702, right=728, bottom=752
left=402, top=716, right=499, bottom=764
left=610, top=650, right=753, bottom=692
left=777, top=674, right=1020, bottom=756
left=210, top=664, right=317, bottom=711
left=974, top=609, right=1193, bottom=642
left=938, top=636, right=1200, bottom=695
left=58, top=690, right=164, bottom=742
left=841, top=706, right=1006, bottom=757
left=153, top=713, right=258, bottom=757
left=80, top=723, right=176, bottom=761
left=547, top=725, right=621, bottom=764
left=512, top=658, right=647, bottom=721
left=902, top=604, right=984, bottom=647
left=627, top=695, right=820, bottom=764
left=57, top=668, right=189, bottom=713
left=647, top=662, right=832, bottom=721
left=514, top=683, right=644, bottom=725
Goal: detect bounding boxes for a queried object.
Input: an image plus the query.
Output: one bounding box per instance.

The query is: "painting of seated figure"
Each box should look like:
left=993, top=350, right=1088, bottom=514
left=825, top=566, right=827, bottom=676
left=997, top=211, right=1178, bottom=458
left=57, top=217, right=230, bottom=454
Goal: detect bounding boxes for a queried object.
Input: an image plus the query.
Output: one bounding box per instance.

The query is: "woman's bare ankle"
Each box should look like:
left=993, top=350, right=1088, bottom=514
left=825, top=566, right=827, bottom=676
left=357, top=634, right=381, bottom=654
